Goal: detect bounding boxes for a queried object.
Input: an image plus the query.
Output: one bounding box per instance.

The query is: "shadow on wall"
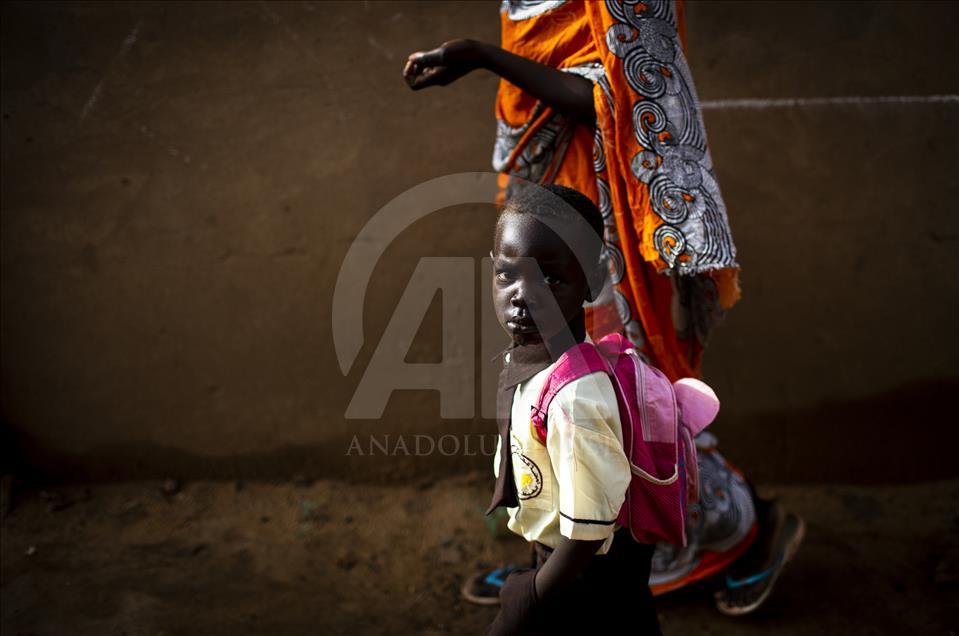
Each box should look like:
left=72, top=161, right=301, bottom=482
left=4, top=377, right=957, bottom=485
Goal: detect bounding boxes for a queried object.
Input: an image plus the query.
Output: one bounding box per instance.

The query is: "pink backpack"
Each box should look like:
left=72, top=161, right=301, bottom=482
left=530, top=333, right=719, bottom=546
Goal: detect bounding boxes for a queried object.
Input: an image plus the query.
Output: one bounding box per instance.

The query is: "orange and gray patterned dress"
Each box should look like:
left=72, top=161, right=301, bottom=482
left=494, top=0, right=740, bottom=383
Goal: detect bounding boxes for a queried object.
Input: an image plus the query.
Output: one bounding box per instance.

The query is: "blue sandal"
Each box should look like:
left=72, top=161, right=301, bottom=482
left=724, top=562, right=778, bottom=590
left=461, top=565, right=521, bottom=605
left=716, top=510, right=805, bottom=616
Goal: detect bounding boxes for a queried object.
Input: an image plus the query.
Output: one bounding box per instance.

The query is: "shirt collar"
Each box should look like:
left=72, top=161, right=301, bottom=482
left=499, top=332, right=594, bottom=389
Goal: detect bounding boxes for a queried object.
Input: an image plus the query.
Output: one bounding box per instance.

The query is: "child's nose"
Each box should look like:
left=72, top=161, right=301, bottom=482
left=511, top=282, right=539, bottom=309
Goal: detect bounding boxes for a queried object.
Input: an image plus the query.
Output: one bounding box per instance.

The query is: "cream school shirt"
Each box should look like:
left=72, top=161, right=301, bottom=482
left=493, top=347, right=631, bottom=555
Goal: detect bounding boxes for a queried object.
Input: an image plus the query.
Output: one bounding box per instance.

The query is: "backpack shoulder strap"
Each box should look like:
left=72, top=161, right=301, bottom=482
left=530, top=343, right=610, bottom=445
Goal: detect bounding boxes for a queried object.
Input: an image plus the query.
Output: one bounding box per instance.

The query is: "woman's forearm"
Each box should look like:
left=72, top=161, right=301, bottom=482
left=475, top=41, right=596, bottom=125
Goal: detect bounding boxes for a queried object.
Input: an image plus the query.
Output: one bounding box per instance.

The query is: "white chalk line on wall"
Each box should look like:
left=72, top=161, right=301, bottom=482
left=80, top=20, right=143, bottom=122
left=701, top=94, right=959, bottom=110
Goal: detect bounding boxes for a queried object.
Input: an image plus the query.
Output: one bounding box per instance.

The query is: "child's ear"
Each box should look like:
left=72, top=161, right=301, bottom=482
left=584, top=262, right=605, bottom=303
left=584, top=277, right=599, bottom=302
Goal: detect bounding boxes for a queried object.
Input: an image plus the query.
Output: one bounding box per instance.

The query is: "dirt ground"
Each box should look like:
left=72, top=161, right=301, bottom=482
left=1, top=473, right=957, bottom=635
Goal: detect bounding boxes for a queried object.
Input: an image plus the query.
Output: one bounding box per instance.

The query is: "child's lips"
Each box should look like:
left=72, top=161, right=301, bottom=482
left=506, top=316, right=537, bottom=333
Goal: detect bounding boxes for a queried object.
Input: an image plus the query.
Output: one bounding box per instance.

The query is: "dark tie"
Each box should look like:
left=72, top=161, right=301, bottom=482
left=485, top=341, right=557, bottom=515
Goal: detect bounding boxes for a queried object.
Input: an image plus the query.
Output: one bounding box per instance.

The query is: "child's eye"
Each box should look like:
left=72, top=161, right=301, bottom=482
left=544, top=275, right=562, bottom=286
left=496, top=271, right=515, bottom=282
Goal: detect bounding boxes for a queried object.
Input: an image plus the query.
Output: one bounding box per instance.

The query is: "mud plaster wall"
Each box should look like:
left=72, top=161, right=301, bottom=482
left=2, top=1, right=957, bottom=484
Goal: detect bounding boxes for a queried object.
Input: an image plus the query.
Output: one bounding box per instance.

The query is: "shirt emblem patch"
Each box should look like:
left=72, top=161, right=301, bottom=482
left=511, top=442, right=543, bottom=500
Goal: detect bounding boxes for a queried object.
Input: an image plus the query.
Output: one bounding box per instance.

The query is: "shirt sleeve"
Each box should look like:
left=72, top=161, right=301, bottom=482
left=546, top=371, right=630, bottom=542
left=493, top=434, right=501, bottom=479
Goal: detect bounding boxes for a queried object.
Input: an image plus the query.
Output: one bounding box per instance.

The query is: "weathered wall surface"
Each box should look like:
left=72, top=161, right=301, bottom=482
left=2, top=1, right=957, bottom=483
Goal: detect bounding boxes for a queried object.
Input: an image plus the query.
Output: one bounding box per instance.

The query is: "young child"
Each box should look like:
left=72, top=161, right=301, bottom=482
left=485, top=183, right=661, bottom=635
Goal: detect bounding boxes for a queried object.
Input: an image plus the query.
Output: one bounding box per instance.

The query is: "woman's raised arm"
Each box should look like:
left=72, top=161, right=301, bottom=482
left=403, top=38, right=595, bottom=125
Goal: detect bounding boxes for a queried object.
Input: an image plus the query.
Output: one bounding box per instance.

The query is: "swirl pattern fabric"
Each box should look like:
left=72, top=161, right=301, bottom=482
left=649, top=432, right=757, bottom=593
left=494, top=0, right=740, bottom=381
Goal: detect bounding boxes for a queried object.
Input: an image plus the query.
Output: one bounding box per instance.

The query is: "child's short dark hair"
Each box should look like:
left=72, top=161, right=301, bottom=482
left=501, top=183, right=605, bottom=245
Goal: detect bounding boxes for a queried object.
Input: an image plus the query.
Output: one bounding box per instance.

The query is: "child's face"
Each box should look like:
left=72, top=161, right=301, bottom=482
left=492, top=212, right=591, bottom=346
